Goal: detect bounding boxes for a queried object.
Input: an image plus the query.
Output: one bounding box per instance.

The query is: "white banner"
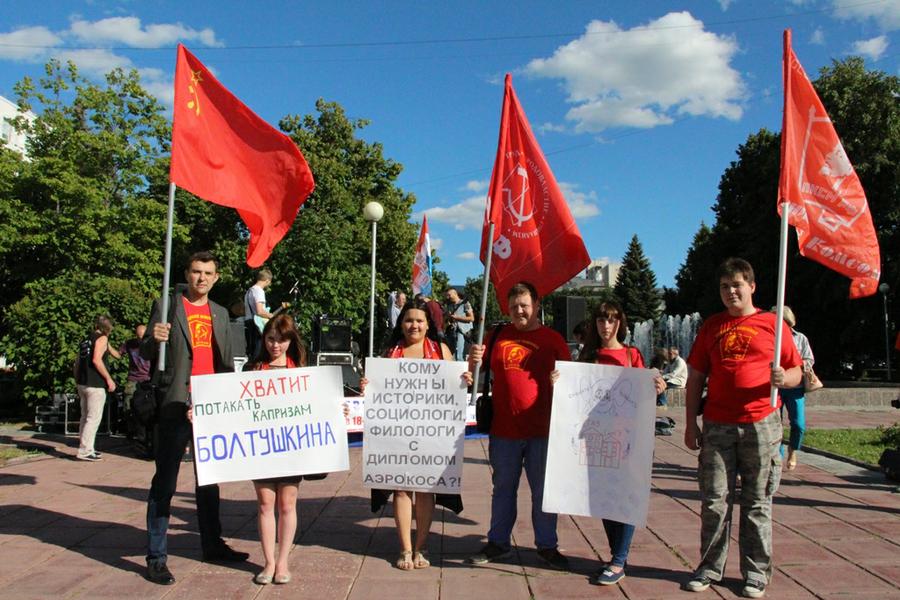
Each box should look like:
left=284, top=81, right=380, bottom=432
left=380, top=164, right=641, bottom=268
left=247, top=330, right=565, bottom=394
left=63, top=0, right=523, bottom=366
left=362, top=358, right=468, bottom=494
left=343, top=395, right=477, bottom=434
left=191, top=366, right=350, bottom=486
left=543, top=361, right=656, bottom=527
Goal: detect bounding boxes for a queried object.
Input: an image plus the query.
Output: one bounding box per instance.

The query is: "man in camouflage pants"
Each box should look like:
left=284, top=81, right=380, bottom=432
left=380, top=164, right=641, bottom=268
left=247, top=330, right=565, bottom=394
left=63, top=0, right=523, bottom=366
left=683, top=258, right=802, bottom=599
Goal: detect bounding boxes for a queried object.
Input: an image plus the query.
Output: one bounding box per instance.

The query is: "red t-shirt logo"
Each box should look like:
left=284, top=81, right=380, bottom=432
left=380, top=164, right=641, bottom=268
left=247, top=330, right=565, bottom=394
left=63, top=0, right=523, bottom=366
left=183, top=298, right=215, bottom=376
left=499, top=340, right=536, bottom=371
left=719, top=324, right=758, bottom=361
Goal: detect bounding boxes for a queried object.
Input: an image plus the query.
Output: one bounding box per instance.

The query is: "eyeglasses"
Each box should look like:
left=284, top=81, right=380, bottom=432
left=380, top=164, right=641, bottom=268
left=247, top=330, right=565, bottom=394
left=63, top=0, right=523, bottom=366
left=596, top=317, right=619, bottom=324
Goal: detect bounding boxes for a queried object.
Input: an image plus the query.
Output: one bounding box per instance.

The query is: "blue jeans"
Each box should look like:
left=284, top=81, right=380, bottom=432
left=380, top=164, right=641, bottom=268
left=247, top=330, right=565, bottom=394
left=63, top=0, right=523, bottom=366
left=146, top=409, right=222, bottom=565
left=602, top=519, right=635, bottom=567
left=487, top=436, right=557, bottom=550
left=779, top=387, right=806, bottom=451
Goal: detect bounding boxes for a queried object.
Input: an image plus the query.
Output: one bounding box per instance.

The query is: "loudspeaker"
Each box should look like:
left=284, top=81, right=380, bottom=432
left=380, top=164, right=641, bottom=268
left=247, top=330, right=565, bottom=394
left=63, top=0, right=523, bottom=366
left=315, top=352, right=361, bottom=393
left=313, top=316, right=352, bottom=353
left=552, top=296, right=587, bottom=342
left=230, top=320, right=247, bottom=358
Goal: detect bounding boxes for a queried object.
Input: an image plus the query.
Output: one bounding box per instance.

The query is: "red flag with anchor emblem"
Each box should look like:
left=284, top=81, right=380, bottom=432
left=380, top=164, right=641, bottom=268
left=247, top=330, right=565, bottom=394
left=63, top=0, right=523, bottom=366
left=778, top=30, right=880, bottom=298
left=481, top=74, right=591, bottom=312
left=170, top=44, right=315, bottom=268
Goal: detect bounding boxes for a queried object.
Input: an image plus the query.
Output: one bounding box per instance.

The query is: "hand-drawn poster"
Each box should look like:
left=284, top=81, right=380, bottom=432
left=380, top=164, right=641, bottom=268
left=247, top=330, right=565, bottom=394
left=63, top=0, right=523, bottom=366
left=543, top=361, right=656, bottom=527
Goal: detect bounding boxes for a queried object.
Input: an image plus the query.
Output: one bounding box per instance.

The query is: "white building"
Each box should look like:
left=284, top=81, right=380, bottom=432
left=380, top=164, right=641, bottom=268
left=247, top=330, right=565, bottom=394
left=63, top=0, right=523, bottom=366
left=563, top=258, right=622, bottom=291
left=0, top=95, right=35, bottom=156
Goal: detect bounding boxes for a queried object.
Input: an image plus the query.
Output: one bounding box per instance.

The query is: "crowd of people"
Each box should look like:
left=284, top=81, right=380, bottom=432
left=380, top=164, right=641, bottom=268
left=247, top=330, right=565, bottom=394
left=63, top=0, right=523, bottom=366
left=75, top=252, right=808, bottom=598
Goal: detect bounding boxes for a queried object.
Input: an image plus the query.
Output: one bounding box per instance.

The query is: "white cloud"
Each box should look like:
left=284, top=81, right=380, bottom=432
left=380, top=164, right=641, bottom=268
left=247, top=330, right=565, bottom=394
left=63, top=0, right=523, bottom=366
left=456, top=252, right=476, bottom=260
left=0, top=27, right=62, bottom=60
left=54, top=48, right=133, bottom=77
left=463, top=179, right=488, bottom=193
left=422, top=195, right=485, bottom=230
left=525, top=12, right=745, bottom=132
left=69, top=17, right=222, bottom=48
left=833, top=0, right=900, bottom=31
left=717, top=0, right=734, bottom=11
left=559, top=182, right=601, bottom=219
left=851, top=35, right=889, bottom=60
left=430, top=237, right=443, bottom=251
left=538, top=121, right=567, bottom=134
left=810, top=27, right=825, bottom=45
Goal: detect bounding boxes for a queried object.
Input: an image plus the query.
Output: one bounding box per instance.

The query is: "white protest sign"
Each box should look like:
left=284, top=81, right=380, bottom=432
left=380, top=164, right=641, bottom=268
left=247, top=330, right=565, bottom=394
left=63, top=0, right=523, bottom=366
left=343, top=395, right=477, bottom=434
left=363, top=357, right=468, bottom=494
left=190, top=366, right=350, bottom=486
left=543, top=361, right=656, bottom=527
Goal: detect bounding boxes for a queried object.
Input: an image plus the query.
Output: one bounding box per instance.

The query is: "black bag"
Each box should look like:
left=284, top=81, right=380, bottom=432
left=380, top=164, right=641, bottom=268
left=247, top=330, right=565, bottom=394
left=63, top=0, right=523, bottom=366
left=131, top=381, right=159, bottom=426
left=475, top=323, right=508, bottom=434
left=655, top=416, right=676, bottom=436
left=878, top=448, right=900, bottom=482
left=74, top=337, right=92, bottom=385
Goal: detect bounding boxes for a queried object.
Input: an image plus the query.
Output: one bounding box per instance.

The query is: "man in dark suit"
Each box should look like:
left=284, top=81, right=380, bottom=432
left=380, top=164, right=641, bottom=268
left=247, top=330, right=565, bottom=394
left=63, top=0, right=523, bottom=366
left=141, top=251, right=248, bottom=585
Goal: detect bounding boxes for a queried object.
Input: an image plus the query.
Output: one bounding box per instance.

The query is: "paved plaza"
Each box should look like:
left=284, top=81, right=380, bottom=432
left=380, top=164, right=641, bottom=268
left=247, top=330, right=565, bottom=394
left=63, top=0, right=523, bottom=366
left=1, top=407, right=898, bottom=599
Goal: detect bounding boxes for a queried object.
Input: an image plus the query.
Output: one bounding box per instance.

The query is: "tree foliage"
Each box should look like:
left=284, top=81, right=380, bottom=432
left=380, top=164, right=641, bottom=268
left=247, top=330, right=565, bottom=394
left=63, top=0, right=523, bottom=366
left=673, top=58, right=899, bottom=377
left=614, top=234, right=661, bottom=323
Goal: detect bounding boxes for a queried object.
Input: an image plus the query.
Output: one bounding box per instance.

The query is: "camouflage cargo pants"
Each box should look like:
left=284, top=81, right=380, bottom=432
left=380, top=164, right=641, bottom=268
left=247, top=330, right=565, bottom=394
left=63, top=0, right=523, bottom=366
left=696, top=411, right=782, bottom=584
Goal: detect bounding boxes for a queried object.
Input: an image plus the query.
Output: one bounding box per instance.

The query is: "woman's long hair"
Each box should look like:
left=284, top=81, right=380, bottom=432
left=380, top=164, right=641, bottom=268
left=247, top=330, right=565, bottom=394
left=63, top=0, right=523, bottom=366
left=251, top=313, right=307, bottom=368
left=577, top=301, right=629, bottom=362
left=386, top=299, right=442, bottom=349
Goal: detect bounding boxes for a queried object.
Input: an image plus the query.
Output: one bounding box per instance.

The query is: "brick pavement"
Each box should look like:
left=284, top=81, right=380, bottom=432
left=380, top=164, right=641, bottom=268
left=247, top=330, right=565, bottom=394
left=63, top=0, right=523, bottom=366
left=0, top=407, right=898, bottom=599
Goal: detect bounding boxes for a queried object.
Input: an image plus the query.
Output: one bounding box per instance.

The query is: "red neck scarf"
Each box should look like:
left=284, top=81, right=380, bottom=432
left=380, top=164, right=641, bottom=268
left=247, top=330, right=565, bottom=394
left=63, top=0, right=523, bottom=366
left=260, top=356, right=296, bottom=370
left=386, top=338, right=442, bottom=359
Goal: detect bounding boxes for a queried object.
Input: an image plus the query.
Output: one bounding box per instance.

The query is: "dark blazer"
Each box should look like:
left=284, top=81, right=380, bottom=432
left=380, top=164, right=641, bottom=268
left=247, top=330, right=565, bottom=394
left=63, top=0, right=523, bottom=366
left=141, top=291, right=234, bottom=411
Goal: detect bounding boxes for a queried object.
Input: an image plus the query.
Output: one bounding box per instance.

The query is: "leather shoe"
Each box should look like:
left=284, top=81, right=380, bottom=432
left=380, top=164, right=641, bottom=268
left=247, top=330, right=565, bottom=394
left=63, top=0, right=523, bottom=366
left=146, top=562, right=175, bottom=585
left=202, top=543, right=250, bottom=562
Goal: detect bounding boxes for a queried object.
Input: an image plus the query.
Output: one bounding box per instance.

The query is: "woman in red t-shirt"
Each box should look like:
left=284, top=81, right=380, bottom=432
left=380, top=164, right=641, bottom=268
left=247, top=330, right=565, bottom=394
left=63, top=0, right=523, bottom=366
left=247, top=314, right=308, bottom=585
left=365, top=299, right=472, bottom=571
left=577, top=301, right=665, bottom=587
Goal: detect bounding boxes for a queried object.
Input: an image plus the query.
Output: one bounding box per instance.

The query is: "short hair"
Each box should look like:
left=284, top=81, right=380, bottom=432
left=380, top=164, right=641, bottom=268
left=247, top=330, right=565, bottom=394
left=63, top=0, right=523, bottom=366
left=773, top=305, right=796, bottom=328
left=446, top=287, right=458, bottom=295
left=186, top=251, right=219, bottom=272
left=256, top=268, right=273, bottom=283
left=716, top=257, right=754, bottom=284
left=94, top=315, right=114, bottom=336
left=507, top=281, right=539, bottom=303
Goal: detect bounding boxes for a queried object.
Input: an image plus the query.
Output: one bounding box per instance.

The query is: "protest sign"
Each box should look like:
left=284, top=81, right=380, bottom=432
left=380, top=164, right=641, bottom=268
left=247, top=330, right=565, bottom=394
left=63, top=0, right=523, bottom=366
left=363, top=358, right=468, bottom=494
left=190, top=366, right=349, bottom=486
left=343, top=394, right=476, bottom=434
left=543, top=361, right=656, bottom=527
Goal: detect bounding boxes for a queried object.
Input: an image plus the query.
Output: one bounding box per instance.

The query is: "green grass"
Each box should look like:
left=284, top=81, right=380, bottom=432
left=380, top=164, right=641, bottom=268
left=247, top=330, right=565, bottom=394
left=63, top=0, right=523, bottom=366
left=0, top=445, right=42, bottom=464
left=794, top=426, right=898, bottom=466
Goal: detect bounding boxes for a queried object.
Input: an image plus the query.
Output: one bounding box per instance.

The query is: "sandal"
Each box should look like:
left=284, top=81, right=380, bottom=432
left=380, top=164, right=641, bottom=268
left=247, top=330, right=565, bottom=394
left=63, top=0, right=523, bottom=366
left=414, top=550, right=430, bottom=569
left=396, top=550, right=414, bottom=570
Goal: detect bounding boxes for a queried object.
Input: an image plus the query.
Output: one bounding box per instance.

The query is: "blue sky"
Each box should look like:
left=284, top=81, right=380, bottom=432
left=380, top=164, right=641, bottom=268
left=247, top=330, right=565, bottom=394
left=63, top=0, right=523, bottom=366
left=1, top=1, right=897, bottom=288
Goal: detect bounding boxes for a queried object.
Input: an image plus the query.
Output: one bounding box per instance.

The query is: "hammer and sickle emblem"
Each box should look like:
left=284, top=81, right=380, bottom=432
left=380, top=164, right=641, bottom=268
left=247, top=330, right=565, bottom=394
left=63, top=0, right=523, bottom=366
left=503, top=165, right=533, bottom=227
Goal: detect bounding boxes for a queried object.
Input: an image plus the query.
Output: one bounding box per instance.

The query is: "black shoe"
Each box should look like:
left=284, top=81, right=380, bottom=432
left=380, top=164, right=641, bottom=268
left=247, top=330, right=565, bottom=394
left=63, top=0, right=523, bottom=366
left=202, top=543, right=250, bottom=562
left=467, top=541, right=511, bottom=564
left=146, top=562, right=175, bottom=585
left=537, top=547, right=570, bottom=571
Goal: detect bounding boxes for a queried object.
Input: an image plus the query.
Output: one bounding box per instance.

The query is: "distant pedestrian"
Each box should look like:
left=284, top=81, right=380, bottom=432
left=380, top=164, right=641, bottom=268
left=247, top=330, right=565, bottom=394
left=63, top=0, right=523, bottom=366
left=771, top=306, right=815, bottom=471
left=119, top=324, right=150, bottom=411
left=74, top=315, right=119, bottom=461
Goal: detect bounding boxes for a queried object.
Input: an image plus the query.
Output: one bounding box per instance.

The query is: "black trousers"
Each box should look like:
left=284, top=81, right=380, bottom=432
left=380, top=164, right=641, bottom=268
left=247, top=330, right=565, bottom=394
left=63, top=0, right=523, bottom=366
left=146, top=408, right=222, bottom=564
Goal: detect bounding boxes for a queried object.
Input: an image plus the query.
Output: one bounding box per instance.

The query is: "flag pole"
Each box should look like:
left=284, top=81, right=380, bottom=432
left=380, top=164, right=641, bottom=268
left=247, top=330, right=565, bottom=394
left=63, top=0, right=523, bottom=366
left=469, top=221, right=495, bottom=406
left=157, top=182, right=176, bottom=371
left=771, top=203, right=790, bottom=407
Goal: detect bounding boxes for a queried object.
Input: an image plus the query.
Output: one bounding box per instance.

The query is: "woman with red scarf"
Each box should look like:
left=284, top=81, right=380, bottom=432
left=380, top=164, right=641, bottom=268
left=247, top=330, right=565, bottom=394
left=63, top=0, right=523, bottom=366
left=247, top=314, right=308, bottom=585
left=367, top=299, right=472, bottom=570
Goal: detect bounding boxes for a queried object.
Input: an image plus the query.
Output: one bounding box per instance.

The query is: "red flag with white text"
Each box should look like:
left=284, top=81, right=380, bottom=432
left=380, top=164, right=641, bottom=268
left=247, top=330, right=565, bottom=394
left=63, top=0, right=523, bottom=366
left=170, top=44, right=315, bottom=268
left=480, top=74, right=591, bottom=312
left=778, top=30, right=880, bottom=298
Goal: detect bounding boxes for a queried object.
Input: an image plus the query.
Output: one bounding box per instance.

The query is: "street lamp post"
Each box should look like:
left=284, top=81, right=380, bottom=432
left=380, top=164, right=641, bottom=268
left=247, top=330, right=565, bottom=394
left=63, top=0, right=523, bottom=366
left=363, top=201, right=384, bottom=358
left=879, top=282, right=891, bottom=381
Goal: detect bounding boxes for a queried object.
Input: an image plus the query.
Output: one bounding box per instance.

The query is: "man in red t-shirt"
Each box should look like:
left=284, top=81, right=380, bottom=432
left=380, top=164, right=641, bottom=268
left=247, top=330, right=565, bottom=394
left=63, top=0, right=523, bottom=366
left=466, top=282, right=571, bottom=571
left=683, top=258, right=802, bottom=599
left=141, top=251, right=246, bottom=585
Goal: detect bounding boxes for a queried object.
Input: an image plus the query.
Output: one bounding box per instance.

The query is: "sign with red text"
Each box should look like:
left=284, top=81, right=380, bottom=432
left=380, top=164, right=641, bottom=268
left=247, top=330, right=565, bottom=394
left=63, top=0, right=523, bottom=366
left=362, top=358, right=468, bottom=494
left=190, top=366, right=350, bottom=486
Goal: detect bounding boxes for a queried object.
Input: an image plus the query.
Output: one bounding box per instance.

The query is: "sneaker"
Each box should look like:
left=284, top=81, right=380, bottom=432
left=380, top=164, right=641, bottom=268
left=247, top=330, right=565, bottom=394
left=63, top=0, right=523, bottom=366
left=685, top=574, right=713, bottom=592
left=467, top=542, right=511, bottom=564
left=742, top=580, right=766, bottom=598
left=77, top=453, right=102, bottom=462
left=146, top=562, right=175, bottom=585
left=536, top=547, right=569, bottom=571
left=590, top=566, right=625, bottom=585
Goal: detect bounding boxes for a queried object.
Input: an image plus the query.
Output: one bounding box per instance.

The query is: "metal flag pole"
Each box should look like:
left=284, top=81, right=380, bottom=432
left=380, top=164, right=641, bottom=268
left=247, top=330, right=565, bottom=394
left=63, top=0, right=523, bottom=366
left=469, top=221, right=495, bottom=406
left=157, top=182, right=176, bottom=371
left=770, top=205, right=790, bottom=407
left=364, top=202, right=384, bottom=358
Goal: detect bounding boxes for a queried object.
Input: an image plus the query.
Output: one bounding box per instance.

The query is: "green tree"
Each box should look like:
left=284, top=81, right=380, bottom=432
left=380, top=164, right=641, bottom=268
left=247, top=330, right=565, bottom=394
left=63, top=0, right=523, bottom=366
left=462, top=274, right=503, bottom=333
left=271, top=100, right=418, bottom=350
left=0, top=60, right=173, bottom=402
left=614, top=234, right=661, bottom=323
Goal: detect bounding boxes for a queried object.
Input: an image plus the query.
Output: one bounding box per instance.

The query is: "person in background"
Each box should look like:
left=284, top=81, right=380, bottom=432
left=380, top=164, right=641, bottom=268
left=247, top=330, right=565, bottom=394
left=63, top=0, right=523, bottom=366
left=444, top=287, right=474, bottom=361
left=577, top=301, right=666, bottom=586
left=658, top=346, right=688, bottom=408
left=74, top=315, right=119, bottom=461
left=771, top=306, right=814, bottom=471
left=119, top=324, right=150, bottom=411
left=244, top=268, right=274, bottom=358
